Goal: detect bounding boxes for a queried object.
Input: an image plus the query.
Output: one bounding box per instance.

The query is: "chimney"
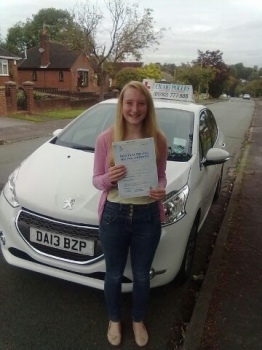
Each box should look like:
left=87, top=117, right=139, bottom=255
left=40, top=28, right=50, bottom=68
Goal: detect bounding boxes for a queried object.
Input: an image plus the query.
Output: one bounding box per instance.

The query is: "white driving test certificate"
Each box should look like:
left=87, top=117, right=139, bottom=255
left=113, top=137, right=158, bottom=198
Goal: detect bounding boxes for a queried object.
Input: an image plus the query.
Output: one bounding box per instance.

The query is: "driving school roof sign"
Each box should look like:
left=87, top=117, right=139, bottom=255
left=142, top=79, right=194, bottom=102
left=152, top=83, right=193, bottom=102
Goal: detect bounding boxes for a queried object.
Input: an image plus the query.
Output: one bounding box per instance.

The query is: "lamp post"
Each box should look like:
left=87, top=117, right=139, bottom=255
left=197, top=55, right=203, bottom=101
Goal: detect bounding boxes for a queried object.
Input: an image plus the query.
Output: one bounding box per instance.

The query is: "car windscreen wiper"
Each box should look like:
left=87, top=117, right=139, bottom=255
left=167, top=153, right=191, bottom=162
left=72, top=145, right=95, bottom=151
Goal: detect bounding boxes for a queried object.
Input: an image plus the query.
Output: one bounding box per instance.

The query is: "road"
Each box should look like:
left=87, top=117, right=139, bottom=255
left=0, top=137, right=50, bottom=189
left=0, top=98, right=255, bottom=349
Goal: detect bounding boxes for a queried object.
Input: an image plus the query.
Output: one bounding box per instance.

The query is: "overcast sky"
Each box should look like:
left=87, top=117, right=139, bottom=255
left=1, top=0, right=262, bottom=68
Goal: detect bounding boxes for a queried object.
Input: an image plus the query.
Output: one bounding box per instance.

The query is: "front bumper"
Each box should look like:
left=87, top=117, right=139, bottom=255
left=0, top=191, right=193, bottom=291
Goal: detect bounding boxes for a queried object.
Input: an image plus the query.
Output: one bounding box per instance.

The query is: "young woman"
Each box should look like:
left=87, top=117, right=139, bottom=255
left=93, top=81, right=167, bottom=347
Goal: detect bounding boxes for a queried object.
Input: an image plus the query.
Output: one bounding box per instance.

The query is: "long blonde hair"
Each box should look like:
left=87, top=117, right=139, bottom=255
left=109, top=81, right=166, bottom=166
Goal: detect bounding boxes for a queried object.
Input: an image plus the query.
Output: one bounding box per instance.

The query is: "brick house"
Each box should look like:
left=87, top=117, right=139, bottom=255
left=17, top=30, right=103, bottom=93
left=0, top=47, right=21, bottom=85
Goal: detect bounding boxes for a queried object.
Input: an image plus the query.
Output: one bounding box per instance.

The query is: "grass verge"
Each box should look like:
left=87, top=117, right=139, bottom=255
left=38, top=109, right=86, bottom=119
left=8, top=109, right=86, bottom=122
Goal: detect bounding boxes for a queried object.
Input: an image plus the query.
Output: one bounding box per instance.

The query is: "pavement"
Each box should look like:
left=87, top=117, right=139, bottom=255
left=1, top=102, right=262, bottom=349
left=0, top=116, right=73, bottom=144
left=183, top=100, right=262, bottom=350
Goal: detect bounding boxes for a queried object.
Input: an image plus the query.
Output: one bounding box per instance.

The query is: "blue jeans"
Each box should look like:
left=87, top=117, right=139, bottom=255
left=99, top=200, right=161, bottom=322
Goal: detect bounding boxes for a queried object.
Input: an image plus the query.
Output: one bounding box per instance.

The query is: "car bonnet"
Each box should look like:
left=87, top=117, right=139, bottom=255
left=15, top=142, right=100, bottom=225
left=165, top=161, right=191, bottom=192
left=14, top=142, right=191, bottom=225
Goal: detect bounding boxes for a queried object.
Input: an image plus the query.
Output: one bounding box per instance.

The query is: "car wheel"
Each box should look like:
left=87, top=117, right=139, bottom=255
left=176, top=219, right=198, bottom=283
left=213, top=166, right=224, bottom=202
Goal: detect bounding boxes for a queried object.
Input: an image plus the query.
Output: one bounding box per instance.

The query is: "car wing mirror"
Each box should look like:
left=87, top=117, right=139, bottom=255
left=203, top=148, right=231, bottom=167
left=53, top=129, right=63, bottom=137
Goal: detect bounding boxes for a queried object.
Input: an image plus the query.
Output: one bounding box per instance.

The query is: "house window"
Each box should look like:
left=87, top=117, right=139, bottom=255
left=0, top=59, right=8, bottom=75
left=77, top=69, right=89, bottom=87
left=59, top=71, right=64, bottom=82
left=32, top=70, right=37, bottom=81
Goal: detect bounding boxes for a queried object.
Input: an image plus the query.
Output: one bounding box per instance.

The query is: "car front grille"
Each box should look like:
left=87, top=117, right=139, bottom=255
left=16, top=209, right=103, bottom=264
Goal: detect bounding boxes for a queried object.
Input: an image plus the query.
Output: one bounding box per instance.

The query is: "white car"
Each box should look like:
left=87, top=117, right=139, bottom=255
left=0, top=85, right=229, bottom=292
left=243, top=93, right=251, bottom=100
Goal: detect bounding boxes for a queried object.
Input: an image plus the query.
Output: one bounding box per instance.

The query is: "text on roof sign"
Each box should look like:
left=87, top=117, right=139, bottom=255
left=151, top=83, right=193, bottom=102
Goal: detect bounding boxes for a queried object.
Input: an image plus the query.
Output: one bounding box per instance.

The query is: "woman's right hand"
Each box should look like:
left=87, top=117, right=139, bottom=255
left=108, top=165, right=126, bottom=184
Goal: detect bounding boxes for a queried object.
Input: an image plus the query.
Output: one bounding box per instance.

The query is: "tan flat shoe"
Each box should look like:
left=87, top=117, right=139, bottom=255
left=107, top=320, right=121, bottom=347
left=133, top=321, right=149, bottom=347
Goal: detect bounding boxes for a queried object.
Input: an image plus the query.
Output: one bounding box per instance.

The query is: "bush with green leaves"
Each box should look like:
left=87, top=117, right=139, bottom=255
left=33, top=91, right=49, bottom=100
left=115, top=67, right=142, bottom=90
left=17, top=89, right=26, bottom=109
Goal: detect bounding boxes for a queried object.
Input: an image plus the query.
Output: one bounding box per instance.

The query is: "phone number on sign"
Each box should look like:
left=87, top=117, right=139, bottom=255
left=170, top=93, right=189, bottom=98
left=153, top=92, right=189, bottom=99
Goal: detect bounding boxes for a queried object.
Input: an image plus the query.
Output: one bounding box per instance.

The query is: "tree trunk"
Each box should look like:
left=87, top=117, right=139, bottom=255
left=99, top=74, right=105, bottom=102
left=98, top=69, right=108, bottom=102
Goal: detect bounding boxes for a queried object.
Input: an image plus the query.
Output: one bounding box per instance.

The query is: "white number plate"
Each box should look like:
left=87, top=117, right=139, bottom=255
left=30, top=227, right=94, bottom=256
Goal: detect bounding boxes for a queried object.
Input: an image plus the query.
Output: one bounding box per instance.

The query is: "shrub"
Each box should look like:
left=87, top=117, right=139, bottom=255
left=17, top=89, right=26, bottom=109
left=115, top=67, right=141, bottom=89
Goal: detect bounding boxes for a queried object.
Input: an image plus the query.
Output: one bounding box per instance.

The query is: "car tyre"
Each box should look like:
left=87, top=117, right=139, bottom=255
left=213, top=166, right=223, bottom=202
left=176, top=219, right=198, bottom=284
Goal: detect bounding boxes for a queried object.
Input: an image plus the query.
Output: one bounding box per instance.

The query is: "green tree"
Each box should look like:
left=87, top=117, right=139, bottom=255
left=30, top=8, right=84, bottom=50
left=194, top=50, right=230, bottom=98
left=4, top=23, right=26, bottom=54
left=240, top=67, right=253, bottom=80
left=223, top=75, right=239, bottom=97
left=234, top=84, right=243, bottom=97
left=248, top=71, right=259, bottom=81
left=231, top=62, right=254, bottom=80
left=244, top=80, right=262, bottom=97
left=227, top=63, right=262, bottom=96
left=233, top=63, right=245, bottom=78
left=0, top=39, right=8, bottom=51
left=137, top=63, right=162, bottom=81
left=229, top=65, right=238, bottom=79
left=4, top=8, right=81, bottom=55
left=160, top=62, right=176, bottom=76
left=176, top=63, right=216, bottom=96
left=72, top=0, right=166, bottom=100
left=115, top=67, right=141, bottom=89
left=176, top=64, right=201, bottom=91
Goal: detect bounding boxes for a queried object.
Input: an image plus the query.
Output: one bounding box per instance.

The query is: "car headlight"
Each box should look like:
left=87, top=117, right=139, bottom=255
left=163, top=185, right=189, bottom=225
left=3, top=166, right=21, bottom=208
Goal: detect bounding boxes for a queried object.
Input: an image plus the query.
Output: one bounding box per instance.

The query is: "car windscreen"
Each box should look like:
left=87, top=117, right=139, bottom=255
left=159, top=108, right=194, bottom=161
left=55, top=104, right=116, bottom=150
left=55, top=103, right=194, bottom=161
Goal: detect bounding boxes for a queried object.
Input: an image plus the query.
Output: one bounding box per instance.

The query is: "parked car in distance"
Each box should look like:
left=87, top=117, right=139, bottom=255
left=0, top=84, right=230, bottom=292
left=243, top=93, right=251, bottom=100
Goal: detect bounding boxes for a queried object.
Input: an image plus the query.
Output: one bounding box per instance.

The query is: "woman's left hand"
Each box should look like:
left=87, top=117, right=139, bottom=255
left=149, top=187, right=166, bottom=201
